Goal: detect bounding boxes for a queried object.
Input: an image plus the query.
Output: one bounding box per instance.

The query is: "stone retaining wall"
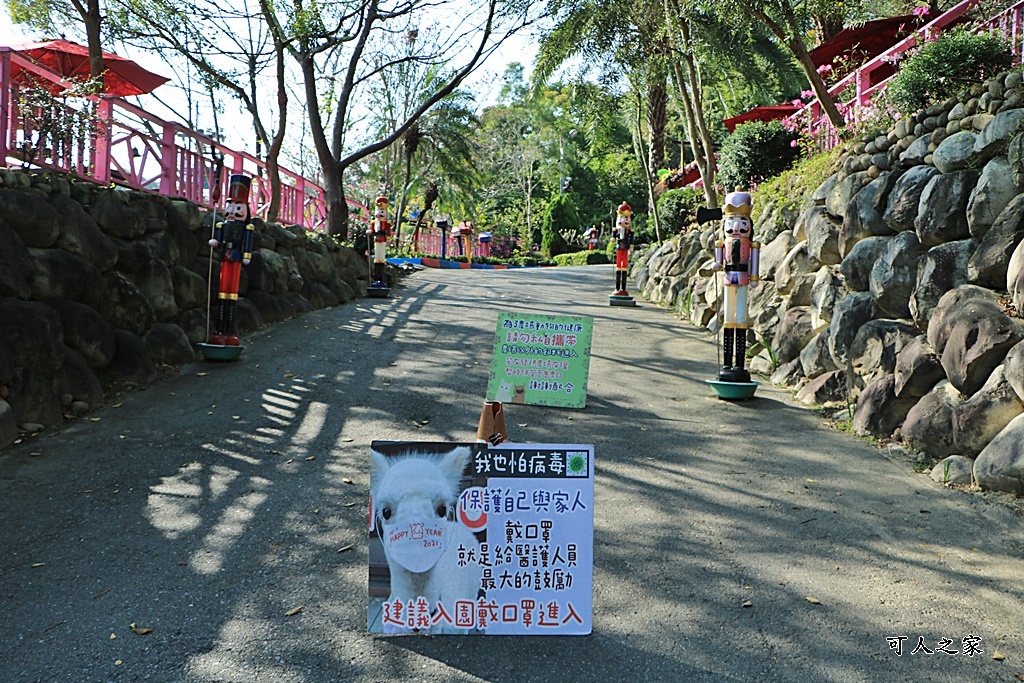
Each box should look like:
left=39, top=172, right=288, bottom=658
left=634, top=70, right=1024, bottom=494
left=0, top=169, right=370, bottom=448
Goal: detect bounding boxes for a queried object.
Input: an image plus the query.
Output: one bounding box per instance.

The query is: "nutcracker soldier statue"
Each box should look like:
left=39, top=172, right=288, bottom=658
left=609, top=202, right=636, bottom=307
left=585, top=226, right=599, bottom=251
left=367, top=196, right=391, bottom=297
left=697, top=190, right=762, bottom=398
left=200, top=174, right=255, bottom=360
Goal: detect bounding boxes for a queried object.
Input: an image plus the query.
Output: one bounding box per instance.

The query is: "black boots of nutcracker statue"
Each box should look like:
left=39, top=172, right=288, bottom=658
left=697, top=191, right=762, bottom=398
left=200, top=174, right=255, bottom=360
left=367, top=196, right=391, bottom=298
left=609, top=202, right=636, bottom=307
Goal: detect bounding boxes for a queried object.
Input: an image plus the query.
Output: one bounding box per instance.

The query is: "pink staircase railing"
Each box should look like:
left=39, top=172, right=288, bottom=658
left=790, top=0, right=1024, bottom=150
left=0, top=46, right=370, bottom=232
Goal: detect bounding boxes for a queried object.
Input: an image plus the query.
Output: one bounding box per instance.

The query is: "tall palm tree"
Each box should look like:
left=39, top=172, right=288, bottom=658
left=537, top=0, right=671, bottom=214
left=391, top=90, right=481, bottom=253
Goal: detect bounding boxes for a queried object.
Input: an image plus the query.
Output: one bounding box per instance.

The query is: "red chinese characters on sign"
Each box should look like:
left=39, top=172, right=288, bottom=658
left=381, top=598, right=585, bottom=631
left=504, top=331, right=579, bottom=347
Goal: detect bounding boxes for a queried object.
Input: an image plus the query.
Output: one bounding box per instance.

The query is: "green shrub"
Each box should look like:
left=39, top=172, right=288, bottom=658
left=657, top=188, right=704, bottom=233
left=887, top=29, right=1014, bottom=115
left=553, top=250, right=611, bottom=266
left=717, top=120, right=800, bottom=191
left=540, top=194, right=579, bottom=257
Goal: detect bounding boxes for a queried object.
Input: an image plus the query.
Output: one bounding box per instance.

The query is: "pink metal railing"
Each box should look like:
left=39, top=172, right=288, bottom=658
left=0, top=46, right=371, bottom=232
left=789, top=0, right=1024, bottom=149
left=406, top=226, right=491, bottom=258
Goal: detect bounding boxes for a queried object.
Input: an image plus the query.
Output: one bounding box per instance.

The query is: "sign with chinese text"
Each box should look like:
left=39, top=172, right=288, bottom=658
left=485, top=311, right=594, bottom=409
left=368, top=441, right=594, bottom=636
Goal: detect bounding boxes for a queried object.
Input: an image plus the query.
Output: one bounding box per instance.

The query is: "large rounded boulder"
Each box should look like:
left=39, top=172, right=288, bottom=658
left=927, top=286, right=1024, bottom=397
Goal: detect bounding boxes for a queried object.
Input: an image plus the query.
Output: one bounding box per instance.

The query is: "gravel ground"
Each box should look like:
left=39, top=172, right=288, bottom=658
left=1, top=264, right=1023, bottom=683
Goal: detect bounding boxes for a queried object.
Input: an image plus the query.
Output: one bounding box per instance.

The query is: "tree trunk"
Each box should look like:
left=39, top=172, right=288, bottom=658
left=790, top=38, right=845, bottom=130
left=664, top=1, right=718, bottom=208
left=394, top=150, right=414, bottom=250
left=671, top=60, right=717, bottom=208
left=635, top=91, right=662, bottom=242
left=739, top=0, right=846, bottom=130
left=324, top=176, right=350, bottom=239
left=84, top=0, right=103, bottom=83
left=646, top=74, right=667, bottom=195
left=298, top=52, right=349, bottom=240
left=812, top=14, right=845, bottom=46
left=265, top=41, right=288, bottom=222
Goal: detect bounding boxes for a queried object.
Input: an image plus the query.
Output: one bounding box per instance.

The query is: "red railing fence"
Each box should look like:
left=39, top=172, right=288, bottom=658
left=790, top=0, right=1024, bottom=150
left=0, top=46, right=373, bottom=233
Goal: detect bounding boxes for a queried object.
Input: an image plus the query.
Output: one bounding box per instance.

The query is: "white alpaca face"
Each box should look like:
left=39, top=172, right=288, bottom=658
left=370, top=447, right=470, bottom=572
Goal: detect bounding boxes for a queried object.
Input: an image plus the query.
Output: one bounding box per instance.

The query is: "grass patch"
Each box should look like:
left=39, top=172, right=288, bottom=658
left=752, top=146, right=844, bottom=215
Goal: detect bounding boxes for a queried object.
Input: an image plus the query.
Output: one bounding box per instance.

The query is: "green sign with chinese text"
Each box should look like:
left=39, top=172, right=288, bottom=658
left=485, top=311, right=593, bottom=409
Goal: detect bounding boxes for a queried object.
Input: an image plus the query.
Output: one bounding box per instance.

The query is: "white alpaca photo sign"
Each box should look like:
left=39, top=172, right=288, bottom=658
left=368, top=441, right=594, bottom=635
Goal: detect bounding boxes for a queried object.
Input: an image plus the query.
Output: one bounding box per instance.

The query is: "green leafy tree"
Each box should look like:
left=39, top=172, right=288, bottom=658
left=657, top=187, right=703, bottom=232
left=712, top=0, right=851, bottom=129
left=540, top=193, right=579, bottom=257
left=536, top=0, right=673, bottom=214
left=391, top=89, right=480, bottom=250
left=717, top=119, right=799, bottom=190
left=257, top=0, right=535, bottom=239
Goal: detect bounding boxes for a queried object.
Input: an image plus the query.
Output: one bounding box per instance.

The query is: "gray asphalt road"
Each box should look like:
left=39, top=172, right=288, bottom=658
left=2, top=264, right=1023, bottom=683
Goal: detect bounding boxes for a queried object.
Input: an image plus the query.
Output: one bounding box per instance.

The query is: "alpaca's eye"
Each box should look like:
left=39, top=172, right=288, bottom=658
left=381, top=506, right=392, bottom=521
left=435, top=503, right=448, bottom=518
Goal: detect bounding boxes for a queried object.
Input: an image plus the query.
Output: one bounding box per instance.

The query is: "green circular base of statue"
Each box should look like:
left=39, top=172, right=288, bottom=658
left=706, top=379, right=760, bottom=401
left=199, top=343, right=245, bottom=362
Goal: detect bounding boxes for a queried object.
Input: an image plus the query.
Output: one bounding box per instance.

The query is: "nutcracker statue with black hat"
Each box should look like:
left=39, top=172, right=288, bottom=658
left=697, top=191, right=762, bottom=399
left=200, top=174, right=255, bottom=361
left=367, top=196, right=392, bottom=298
left=609, top=202, right=636, bottom=307
left=585, top=226, right=599, bottom=251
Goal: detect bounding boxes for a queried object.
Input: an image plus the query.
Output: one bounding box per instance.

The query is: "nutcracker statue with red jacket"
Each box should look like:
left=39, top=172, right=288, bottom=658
left=585, top=226, right=599, bottom=251
left=367, top=196, right=391, bottom=296
left=609, top=202, right=636, bottom=307
left=702, top=191, right=761, bottom=384
left=207, top=174, right=255, bottom=347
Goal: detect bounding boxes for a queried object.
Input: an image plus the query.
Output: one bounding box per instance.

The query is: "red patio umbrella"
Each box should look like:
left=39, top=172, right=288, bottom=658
left=9, top=39, right=169, bottom=96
